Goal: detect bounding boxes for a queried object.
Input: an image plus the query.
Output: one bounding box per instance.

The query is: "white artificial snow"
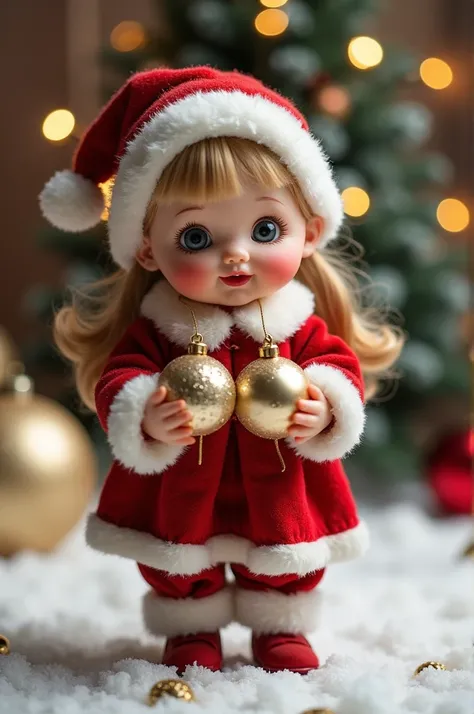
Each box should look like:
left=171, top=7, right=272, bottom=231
left=1, top=502, right=473, bottom=713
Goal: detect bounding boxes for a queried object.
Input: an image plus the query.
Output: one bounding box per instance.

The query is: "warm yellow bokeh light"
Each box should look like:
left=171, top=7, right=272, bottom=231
left=348, top=36, right=383, bottom=70
left=110, top=21, right=146, bottom=52
left=319, top=85, right=352, bottom=118
left=342, top=187, right=370, bottom=217
left=437, top=198, right=470, bottom=233
left=260, top=0, right=288, bottom=7
left=99, top=178, right=115, bottom=221
left=42, top=109, right=75, bottom=141
left=254, top=9, right=289, bottom=36
left=420, top=58, right=453, bottom=90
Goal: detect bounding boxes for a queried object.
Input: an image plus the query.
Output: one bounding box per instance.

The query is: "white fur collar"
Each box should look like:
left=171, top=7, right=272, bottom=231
left=140, top=279, right=314, bottom=351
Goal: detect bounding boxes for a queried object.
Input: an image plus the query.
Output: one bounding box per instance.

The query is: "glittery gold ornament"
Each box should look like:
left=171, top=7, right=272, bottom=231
left=147, top=679, right=195, bottom=705
left=0, top=635, right=10, bottom=655
left=158, top=333, right=235, bottom=437
left=0, top=370, right=96, bottom=555
left=413, top=661, right=447, bottom=676
left=301, top=709, right=336, bottom=714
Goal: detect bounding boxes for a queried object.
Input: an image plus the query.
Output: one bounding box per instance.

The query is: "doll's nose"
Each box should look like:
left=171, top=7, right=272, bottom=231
left=222, top=245, right=250, bottom=264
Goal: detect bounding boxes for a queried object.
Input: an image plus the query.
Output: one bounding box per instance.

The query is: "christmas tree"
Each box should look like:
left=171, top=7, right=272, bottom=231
left=31, top=0, right=469, bottom=483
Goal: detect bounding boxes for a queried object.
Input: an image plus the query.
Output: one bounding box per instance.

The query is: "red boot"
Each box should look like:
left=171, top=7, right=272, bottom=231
left=162, top=631, right=222, bottom=673
left=252, top=632, right=319, bottom=674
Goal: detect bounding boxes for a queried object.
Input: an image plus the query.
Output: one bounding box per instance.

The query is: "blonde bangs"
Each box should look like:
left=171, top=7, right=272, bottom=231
left=143, top=136, right=312, bottom=234
left=156, top=137, right=292, bottom=201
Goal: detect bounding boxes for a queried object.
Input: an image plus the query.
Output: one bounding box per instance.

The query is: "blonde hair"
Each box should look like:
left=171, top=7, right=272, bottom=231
left=54, top=136, right=404, bottom=410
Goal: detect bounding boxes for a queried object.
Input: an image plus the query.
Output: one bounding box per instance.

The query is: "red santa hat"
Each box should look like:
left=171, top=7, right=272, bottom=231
left=39, top=66, right=344, bottom=270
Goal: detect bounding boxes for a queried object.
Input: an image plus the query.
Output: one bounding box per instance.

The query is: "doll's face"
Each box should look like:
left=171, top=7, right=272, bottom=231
left=136, top=185, right=323, bottom=307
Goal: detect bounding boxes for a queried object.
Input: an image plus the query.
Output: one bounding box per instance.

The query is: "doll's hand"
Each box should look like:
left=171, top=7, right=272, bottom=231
left=142, top=386, right=196, bottom=446
left=287, top=383, right=333, bottom=444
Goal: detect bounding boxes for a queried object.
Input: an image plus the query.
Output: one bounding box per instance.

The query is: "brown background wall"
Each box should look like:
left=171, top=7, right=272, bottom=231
left=0, top=0, right=471, bottom=351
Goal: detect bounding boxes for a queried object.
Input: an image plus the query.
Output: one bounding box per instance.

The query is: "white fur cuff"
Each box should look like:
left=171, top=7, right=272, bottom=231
left=288, top=363, right=365, bottom=462
left=142, top=586, right=235, bottom=637
left=235, top=588, right=323, bottom=634
left=107, top=373, right=186, bottom=475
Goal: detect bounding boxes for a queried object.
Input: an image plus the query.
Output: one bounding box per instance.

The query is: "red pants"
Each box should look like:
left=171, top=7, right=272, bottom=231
left=139, top=563, right=325, bottom=638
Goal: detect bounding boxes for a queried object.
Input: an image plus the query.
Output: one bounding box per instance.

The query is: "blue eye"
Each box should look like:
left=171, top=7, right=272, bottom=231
left=252, top=219, right=280, bottom=243
left=179, top=226, right=212, bottom=251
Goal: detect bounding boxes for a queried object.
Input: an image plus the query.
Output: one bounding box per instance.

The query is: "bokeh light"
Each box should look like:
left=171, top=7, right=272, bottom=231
left=255, top=9, right=289, bottom=36
left=110, top=21, right=146, bottom=52
left=99, top=178, right=115, bottom=222
left=260, top=0, right=288, bottom=6
left=342, top=187, right=370, bottom=217
left=319, top=85, right=352, bottom=118
left=42, top=109, right=75, bottom=142
left=348, top=36, right=383, bottom=70
left=436, top=199, right=470, bottom=233
left=420, top=58, right=453, bottom=90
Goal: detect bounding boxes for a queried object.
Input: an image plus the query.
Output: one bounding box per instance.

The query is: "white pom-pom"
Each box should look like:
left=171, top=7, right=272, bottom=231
left=39, top=169, right=105, bottom=232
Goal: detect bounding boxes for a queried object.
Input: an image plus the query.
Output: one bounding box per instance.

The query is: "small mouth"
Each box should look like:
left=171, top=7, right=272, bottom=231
left=219, top=275, right=253, bottom=287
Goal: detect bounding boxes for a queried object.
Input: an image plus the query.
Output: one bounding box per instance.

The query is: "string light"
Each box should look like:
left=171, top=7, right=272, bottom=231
left=260, top=0, right=288, bottom=6
left=436, top=198, right=470, bottom=233
left=254, top=9, right=289, bottom=36
left=139, top=58, right=167, bottom=72
left=99, top=178, right=115, bottom=221
left=319, top=85, right=352, bottom=118
left=42, top=109, right=75, bottom=142
left=110, top=21, right=146, bottom=52
left=342, top=187, right=370, bottom=217
left=348, top=36, right=383, bottom=70
left=420, top=58, right=453, bottom=90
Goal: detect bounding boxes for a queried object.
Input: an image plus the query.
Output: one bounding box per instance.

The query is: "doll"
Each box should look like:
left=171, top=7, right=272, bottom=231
left=40, top=67, right=403, bottom=674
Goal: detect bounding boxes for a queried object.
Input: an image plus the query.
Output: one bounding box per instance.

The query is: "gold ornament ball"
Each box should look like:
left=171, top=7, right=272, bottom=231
left=413, top=661, right=447, bottom=676
left=0, top=389, right=97, bottom=556
left=147, top=679, right=195, bottom=705
left=302, top=709, right=336, bottom=714
left=235, top=356, right=308, bottom=439
left=461, top=541, right=474, bottom=559
left=0, top=327, right=17, bottom=388
left=0, top=635, right=10, bottom=655
left=158, top=354, right=236, bottom=436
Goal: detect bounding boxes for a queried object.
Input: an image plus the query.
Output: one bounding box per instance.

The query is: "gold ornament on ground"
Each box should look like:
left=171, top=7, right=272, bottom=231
left=0, top=635, right=10, bottom=655
left=413, top=661, right=447, bottom=676
left=147, top=679, right=195, bottom=705
left=461, top=542, right=474, bottom=559
left=0, top=369, right=97, bottom=556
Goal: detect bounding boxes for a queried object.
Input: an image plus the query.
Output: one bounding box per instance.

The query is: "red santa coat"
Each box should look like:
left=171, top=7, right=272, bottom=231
left=86, top=280, right=368, bottom=584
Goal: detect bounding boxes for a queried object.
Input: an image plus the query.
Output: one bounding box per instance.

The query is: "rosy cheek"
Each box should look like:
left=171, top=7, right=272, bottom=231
left=263, top=251, right=300, bottom=282
left=168, top=259, right=211, bottom=294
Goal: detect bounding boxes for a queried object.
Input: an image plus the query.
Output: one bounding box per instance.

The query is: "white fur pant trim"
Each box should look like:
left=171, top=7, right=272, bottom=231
left=235, top=588, right=323, bottom=634
left=142, top=586, right=234, bottom=637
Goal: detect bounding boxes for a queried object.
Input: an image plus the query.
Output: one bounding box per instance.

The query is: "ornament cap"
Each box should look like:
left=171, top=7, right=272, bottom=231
left=187, top=333, right=208, bottom=356
left=259, top=335, right=279, bottom=359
